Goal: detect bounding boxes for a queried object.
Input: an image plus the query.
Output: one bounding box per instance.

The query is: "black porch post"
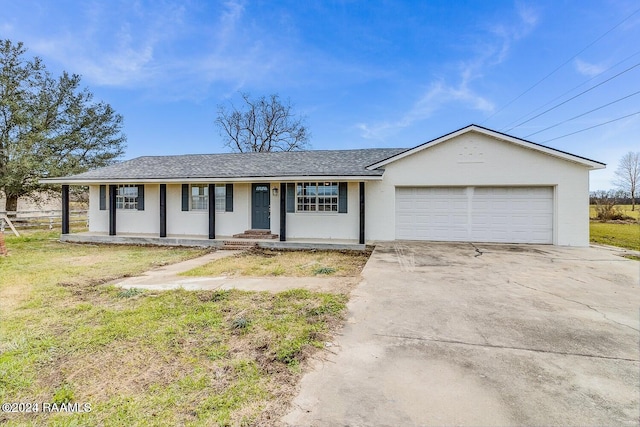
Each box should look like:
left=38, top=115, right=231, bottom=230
left=359, top=182, right=365, bottom=244
left=61, top=185, right=70, bottom=235
left=109, top=184, right=117, bottom=236
left=159, top=184, right=167, bottom=237
left=279, top=183, right=286, bottom=241
left=208, top=183, right=215, bottom=239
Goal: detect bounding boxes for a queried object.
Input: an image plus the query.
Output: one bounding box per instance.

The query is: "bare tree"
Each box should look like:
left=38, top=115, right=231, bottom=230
left=614, top=151, right=639, bottom=211
left=215, top=93, right=310, bottom=152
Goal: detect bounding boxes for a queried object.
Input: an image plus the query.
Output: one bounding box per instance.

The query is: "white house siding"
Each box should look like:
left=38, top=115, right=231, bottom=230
left=165, top=183, right=251, bottom=236
left=89, top=183, right=252, bottom=236
left=281, top=181, right=360, bottom=240
left=88, top=181, right=361, bottom=239
left=89, top=184, right=160, bottom=234
left=366, top=132, right=591, bottom=246
left=88, top=185, right=107, bottom=232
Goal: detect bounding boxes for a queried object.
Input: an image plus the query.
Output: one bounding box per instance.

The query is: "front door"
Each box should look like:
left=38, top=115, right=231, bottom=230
left=252, top=184, right=270, bottom=229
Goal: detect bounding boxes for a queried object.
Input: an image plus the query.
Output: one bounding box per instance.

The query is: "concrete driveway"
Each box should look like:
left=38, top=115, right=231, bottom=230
left=283, top=242, right=640, bottom=426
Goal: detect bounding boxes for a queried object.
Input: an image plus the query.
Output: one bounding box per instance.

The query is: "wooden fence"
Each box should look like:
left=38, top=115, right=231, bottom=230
left=0, top=210, right=88, bottom=236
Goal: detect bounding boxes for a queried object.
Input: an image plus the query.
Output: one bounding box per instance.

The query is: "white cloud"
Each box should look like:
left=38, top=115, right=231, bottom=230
left=357, top=79, right=494, bottom=140
left=574, top=58, right=606, bottom=77
left=357, top=3, right=536, bottom=140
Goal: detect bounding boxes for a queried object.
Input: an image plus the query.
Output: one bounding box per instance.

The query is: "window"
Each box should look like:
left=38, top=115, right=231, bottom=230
left=189, top=184, right=226, bottom=212
left=191, top=184, right=208, bottom=210
left=296, top=182, right=339, bottom=212
left=116, top=185, right=138, bottom=210
left=215, top=185, right=226, bottom=211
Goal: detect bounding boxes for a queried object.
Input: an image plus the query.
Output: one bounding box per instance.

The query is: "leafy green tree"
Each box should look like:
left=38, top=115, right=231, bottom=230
left=0, top=40, right=126, bottom=212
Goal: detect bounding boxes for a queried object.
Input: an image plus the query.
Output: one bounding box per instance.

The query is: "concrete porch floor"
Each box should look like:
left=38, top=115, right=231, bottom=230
left=59, top=231, right=367, bottom=250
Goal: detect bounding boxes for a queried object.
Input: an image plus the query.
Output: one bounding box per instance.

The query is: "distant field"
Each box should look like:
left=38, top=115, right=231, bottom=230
left=589, top=204, right=639, bottom=220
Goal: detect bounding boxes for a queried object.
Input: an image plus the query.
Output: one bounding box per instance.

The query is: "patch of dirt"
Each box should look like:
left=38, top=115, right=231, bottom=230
left=65, top=254, right=110, bottom=266
left=0, top=284, right=32, bottom=312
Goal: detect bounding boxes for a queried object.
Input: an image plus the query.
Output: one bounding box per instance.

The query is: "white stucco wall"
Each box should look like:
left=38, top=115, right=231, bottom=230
left=89, top=181, right=361, bottom=240
left=88, top=185, right=107, bottom=232
left=279, top=181, right=360, bottom=240
left=165, top=183, right=251, bottom=236
left=89, top=183, right=252, bottom=236
left=366, top=132, right=591, bottom=246
left=88, top=185, right=160, bottom=233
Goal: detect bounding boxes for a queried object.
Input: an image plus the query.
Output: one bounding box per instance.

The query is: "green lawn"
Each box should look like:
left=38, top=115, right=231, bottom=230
left=590, top=222, right=640, bottom=251
left=0, top=231, right=348, bottom=426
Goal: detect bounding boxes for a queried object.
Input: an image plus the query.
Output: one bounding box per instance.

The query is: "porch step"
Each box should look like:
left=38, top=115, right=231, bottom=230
left=232, top=229, right=279, bottom=239
left=220, top=240, right=258, bottom=250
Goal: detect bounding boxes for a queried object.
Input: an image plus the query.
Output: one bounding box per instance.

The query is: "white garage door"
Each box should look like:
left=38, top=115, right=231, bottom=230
left=396, top=187, right=553, bottom=244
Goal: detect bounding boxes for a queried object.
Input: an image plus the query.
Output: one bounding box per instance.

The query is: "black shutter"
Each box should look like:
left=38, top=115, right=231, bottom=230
left=286, top=183, right=295, bottom=213
left=339, top=182, right=348, bottom=213
left=99, top=185, right=106, bottom=210
left=137, top=185, right=145, bottom=210
left=182, top=184, right=189, bottom=211
left=225, top=184, right=233, bottom=212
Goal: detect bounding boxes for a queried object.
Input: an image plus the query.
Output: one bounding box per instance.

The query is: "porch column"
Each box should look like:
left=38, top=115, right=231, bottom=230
left=61, top=185, right=70, bottom=235
left=359, top=182, right=365, bottom=244
left=279, top=183, right=286, bottom=241
left=109, top=184, right=116, bottom=236
left=159, top=184, right=167, bottom=238
left=208, top=183, right=215, bottom=239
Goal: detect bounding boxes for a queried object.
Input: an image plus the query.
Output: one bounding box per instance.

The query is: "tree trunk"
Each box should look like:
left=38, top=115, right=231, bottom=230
left=5, top=195, right=18, bottom=217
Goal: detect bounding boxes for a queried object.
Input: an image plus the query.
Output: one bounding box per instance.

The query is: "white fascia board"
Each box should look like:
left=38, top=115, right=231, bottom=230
left=366, top=125, right=606, bottom=170
left=39, top=175, right=385, bottom=185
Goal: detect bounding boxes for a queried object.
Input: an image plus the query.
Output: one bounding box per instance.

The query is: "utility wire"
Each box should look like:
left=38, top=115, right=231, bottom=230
left=524, top=90, right=640, bottom=137
left=481, top=5, right=640, bottom=125
left=540, top=110, right=640, bottom=143
left=503, top=60, right=640, bottom=132
left=500, top=48, right=640, bottom=131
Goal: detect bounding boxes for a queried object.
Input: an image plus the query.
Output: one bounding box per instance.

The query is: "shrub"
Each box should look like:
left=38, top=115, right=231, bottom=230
left=591, top=190, right=634, bottom=221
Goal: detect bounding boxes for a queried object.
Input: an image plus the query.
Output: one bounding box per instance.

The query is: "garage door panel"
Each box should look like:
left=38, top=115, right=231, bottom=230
left=396, top=186, right=553, bottom=244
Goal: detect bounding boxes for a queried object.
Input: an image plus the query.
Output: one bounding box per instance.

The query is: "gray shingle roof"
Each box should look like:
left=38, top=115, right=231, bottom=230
left=50, top=148, right=408, bottom=181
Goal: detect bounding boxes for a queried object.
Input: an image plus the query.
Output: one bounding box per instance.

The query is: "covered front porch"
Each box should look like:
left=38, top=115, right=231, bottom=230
left=60, top=231, right=367, bottom=251
left=58, top=180, right=369, bottom=247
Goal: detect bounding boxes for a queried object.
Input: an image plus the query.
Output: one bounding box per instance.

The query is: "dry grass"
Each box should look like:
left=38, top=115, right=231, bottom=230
left=590, top=204, right=639, bottom=221
left=181, top=248, right=371, bottom=278
left=0, top=231, right=351, bottom=426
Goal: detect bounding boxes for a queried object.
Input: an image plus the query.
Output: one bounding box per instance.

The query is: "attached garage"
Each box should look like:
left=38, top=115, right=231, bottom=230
left=396, top=186, right=553, bottom=243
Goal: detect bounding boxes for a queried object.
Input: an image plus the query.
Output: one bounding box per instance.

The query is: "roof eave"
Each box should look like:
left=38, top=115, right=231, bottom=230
left=39, top=174, right=386, bottom=185
left=366, top=124, right=606, bottom=170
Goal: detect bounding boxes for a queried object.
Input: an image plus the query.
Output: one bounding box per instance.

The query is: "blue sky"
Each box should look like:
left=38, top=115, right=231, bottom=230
left=2, top=0, right=639, bottom=190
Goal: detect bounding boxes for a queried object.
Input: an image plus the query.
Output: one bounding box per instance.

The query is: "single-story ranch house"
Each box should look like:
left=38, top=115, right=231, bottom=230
left=43, top=125, right=605, bottom=248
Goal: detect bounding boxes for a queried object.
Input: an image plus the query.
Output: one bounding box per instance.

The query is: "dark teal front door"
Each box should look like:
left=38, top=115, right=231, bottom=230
left=252, top=184, right=270, bottom=229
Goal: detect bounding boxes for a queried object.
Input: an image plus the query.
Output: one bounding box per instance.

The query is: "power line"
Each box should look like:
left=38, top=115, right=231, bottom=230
left=500, top=48, right=640, bottom=131
left=481, top=5, right=640, bottom=125
left=503, top=60, right=640, bottom=132
left=540, top=110, right=640, bottom=143
left=524, top=89, right=640, bottom=138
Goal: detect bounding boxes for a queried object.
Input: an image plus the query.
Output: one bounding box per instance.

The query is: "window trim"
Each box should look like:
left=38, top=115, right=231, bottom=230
left=190, top=184, right=209, bottom=211
left=295, top=182, right=341, bottom=213
left=189, top=184, right=227, bottom=212
left=115, top=184, right=139, bottom=210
